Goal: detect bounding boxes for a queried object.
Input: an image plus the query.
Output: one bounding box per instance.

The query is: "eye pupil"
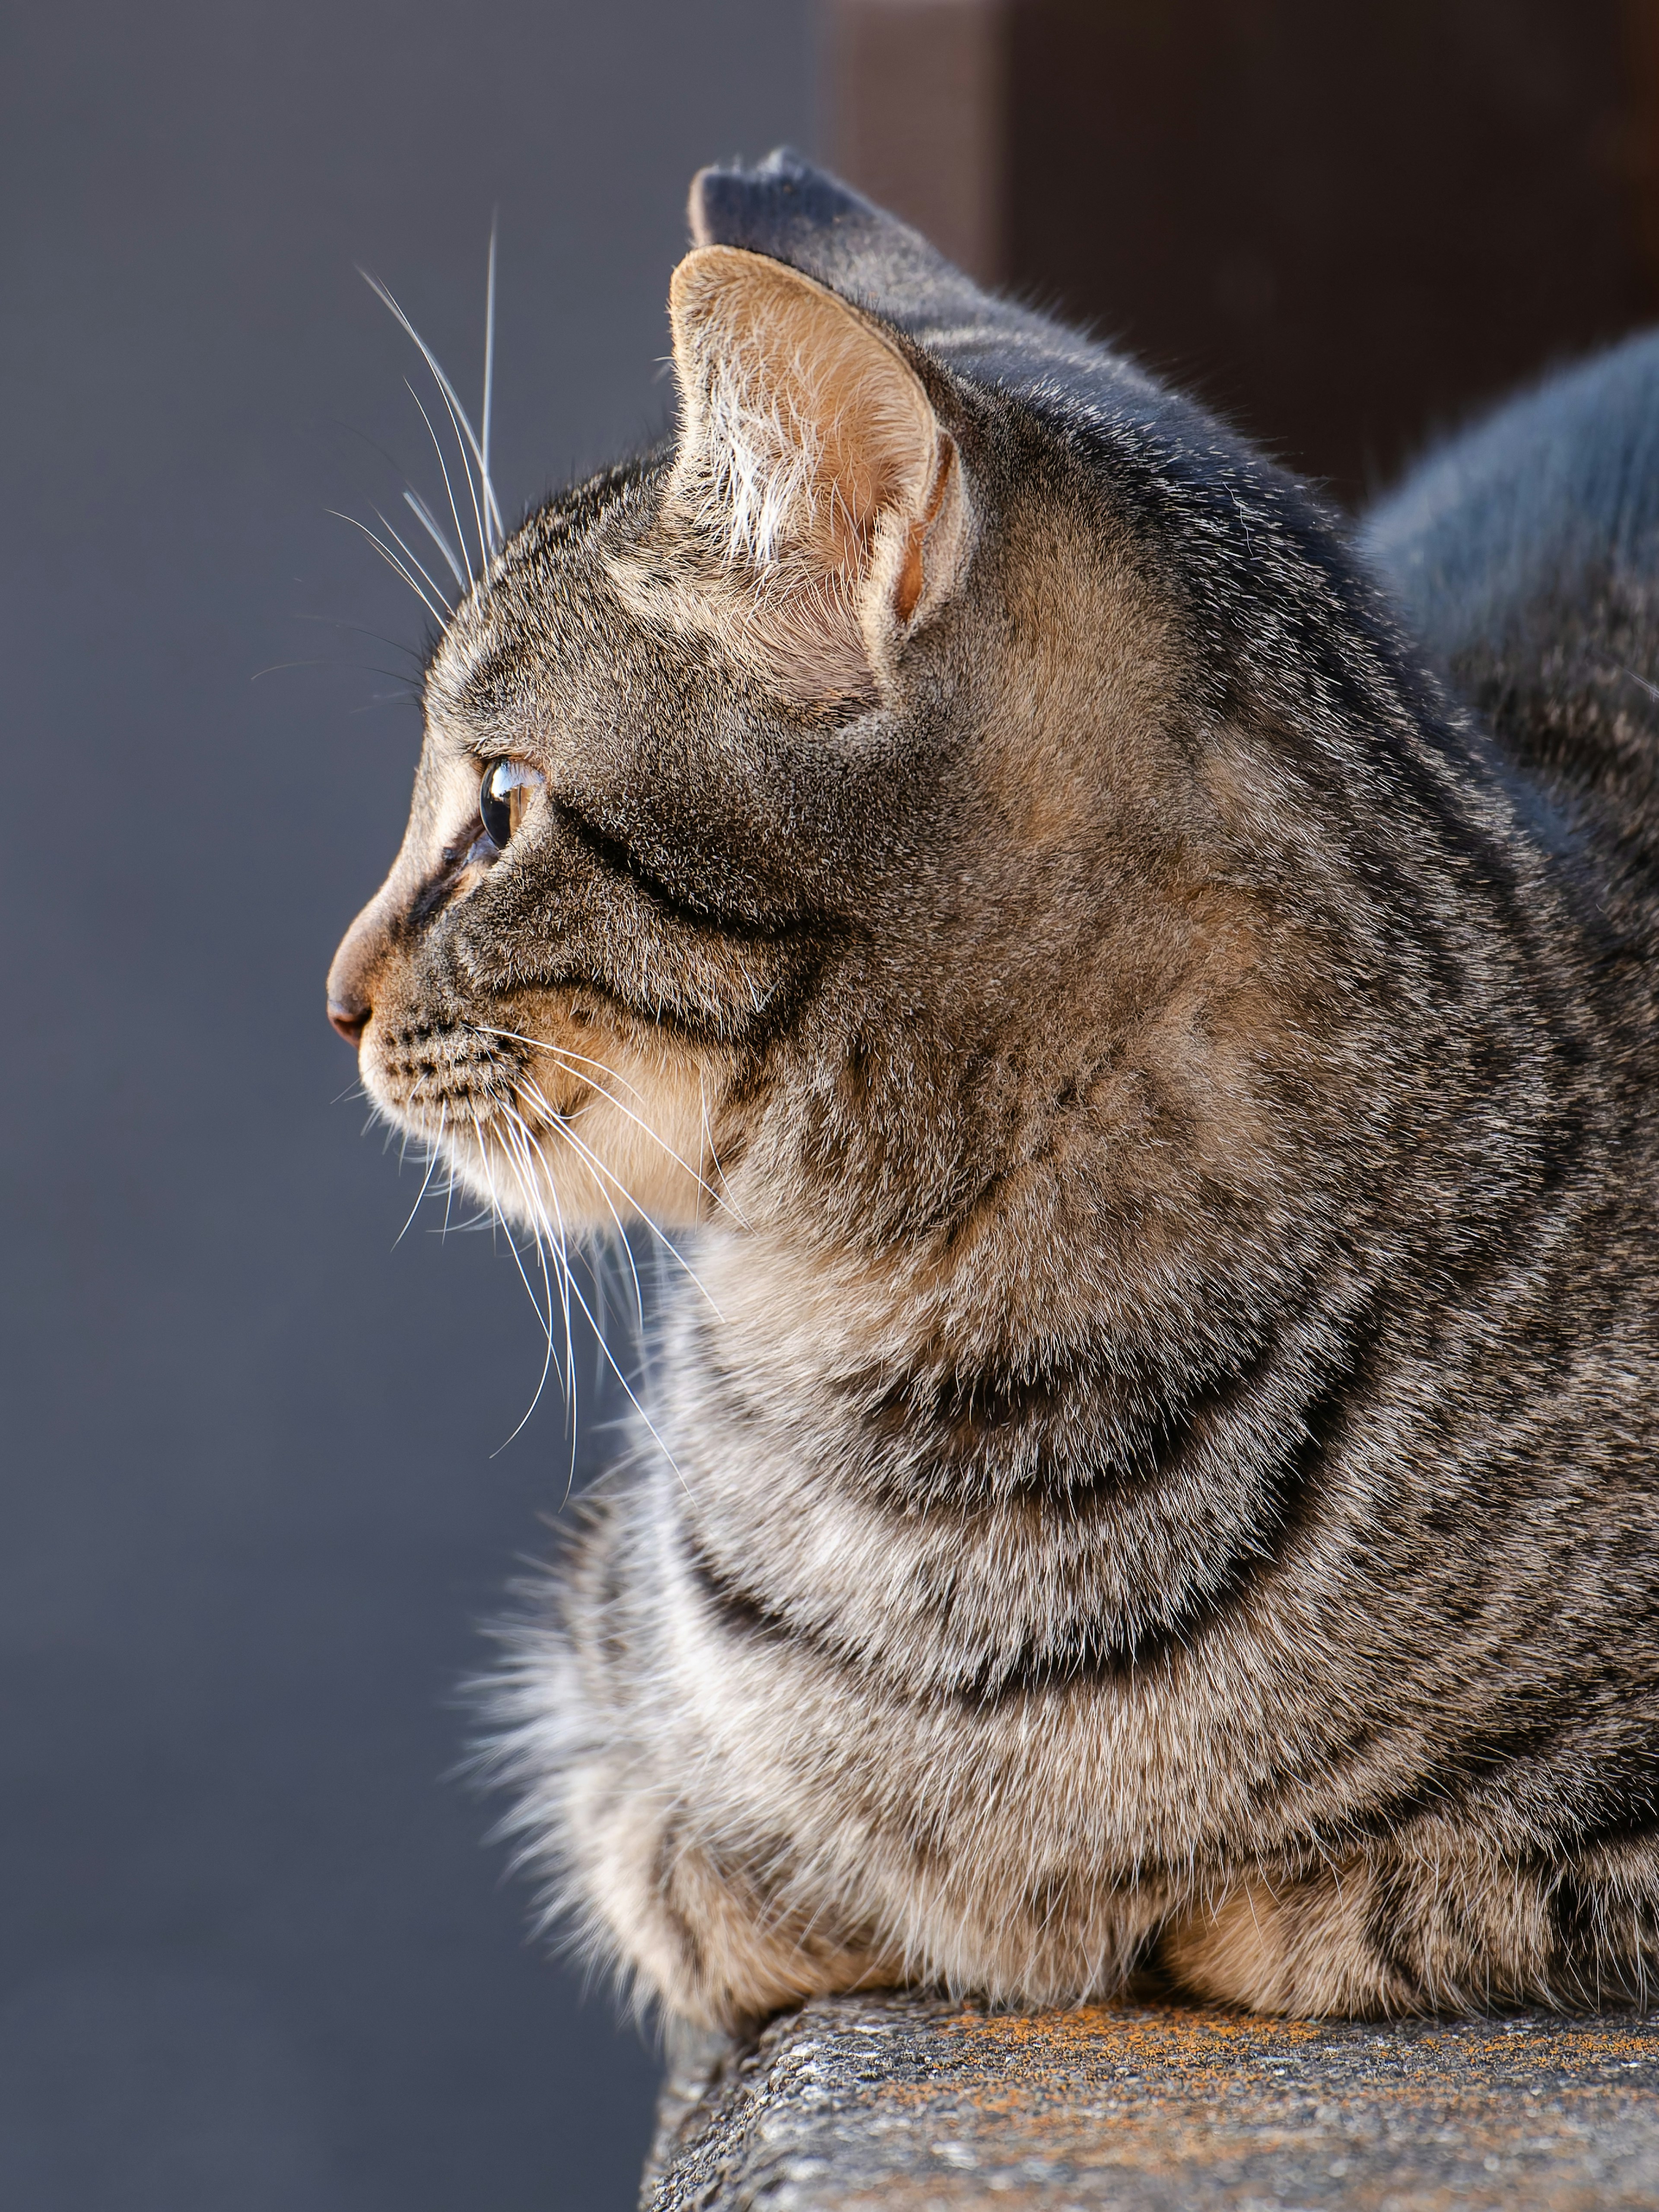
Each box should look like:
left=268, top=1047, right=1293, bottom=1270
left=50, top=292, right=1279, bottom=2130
left=477, top=760, right=543, bottom=851
left=479, top=772, right=512, bottom=849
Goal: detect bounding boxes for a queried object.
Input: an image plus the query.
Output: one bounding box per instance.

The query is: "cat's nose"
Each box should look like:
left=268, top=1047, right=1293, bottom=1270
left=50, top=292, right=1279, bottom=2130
left=327, top=994, right=370, bottom=1047
left=328, top=899, right=388, bottom=1047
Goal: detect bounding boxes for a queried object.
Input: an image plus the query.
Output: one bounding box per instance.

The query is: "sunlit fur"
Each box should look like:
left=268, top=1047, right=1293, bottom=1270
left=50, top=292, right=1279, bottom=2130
left=331, top=153, right=1659, bottom=2031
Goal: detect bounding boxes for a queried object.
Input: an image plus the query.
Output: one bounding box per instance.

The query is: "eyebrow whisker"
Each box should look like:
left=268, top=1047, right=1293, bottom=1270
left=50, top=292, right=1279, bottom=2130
left=359, top=267, right=505, bottom=549
left=403, top=488, right=467, bottom=590
left=371, top=505, right=456, bottom=615
left=404, top=379, right=477, bottom=589
left=326, top=509, right=446, bottom=624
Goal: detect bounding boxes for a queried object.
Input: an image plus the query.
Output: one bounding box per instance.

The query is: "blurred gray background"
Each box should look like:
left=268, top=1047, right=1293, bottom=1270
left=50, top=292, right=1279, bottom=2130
left=0, top=4, right=810, bottom=2206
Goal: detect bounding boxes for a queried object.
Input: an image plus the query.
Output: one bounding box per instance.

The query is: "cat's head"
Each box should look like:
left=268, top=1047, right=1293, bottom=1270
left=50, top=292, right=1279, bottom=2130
left=328, top=157, right=1473, bottom=1361
left=328, top=231, right=984, bottom=1232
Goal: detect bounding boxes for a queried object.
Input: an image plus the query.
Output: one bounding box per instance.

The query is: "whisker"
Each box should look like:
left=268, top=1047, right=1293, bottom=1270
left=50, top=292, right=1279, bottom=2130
left=473, top=1112, right=579, bottom=1467
left=431, top=369, right=490, bottom=579
left=403, top=488, right=467, bottom=589
left=517, top=1073, right=718, bottom=1319
left=326, top=509, right=445, bottom=625
left=699, top=1065, right=749, bottom=1229
left=493, top=1121, right=570, bottom=1455
left=490, top=1099, right=687, bottom=1491
left=509, top=1041, right=731, bottom=1219
left=328, top=410, right=474, bottom=591
left=505, top=1109, right=577, bottom=1360
left=483, top=215, right=498, bottom=542
left=441, top=1140, right=459, bottom=1239
left=471, top=1110, right=545, bottom=1333
left=518, top=1085, right=647, bottom=1333
left=499, top=1109, right=584, bottom=1494
left=472, top=1020, right=741, bottom=1220
left=253, top=658, right=420, bottom=688
left=349, top=690, right=425, bottom=714
left=371, top=505, right=455, bottom=615
left=474, top=1026, right=651, bottom=1106
left=359, top=267, right=504, bottom=552
left=405, top=379, right=476, bottom=589
left=560, top=1248, right=690, bottom=1491
left=559, top=1069, right=732, bottom=1222
left=393, top=1103, right=446, bottom=1248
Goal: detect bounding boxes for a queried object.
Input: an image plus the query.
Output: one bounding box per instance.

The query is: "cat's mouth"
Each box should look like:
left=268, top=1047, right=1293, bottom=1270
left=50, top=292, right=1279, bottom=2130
left=361, top=1007, right=724, bottom=1235
left=369, top=1014, right=539, bottom=1129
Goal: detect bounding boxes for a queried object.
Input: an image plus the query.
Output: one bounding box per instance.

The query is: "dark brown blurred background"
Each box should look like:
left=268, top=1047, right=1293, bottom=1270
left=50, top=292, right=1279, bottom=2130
left=829, top=0, right=1659, bottom=499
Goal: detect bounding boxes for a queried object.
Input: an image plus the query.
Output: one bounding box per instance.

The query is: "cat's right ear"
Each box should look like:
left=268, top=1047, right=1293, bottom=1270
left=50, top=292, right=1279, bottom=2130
left=665, top=245, right=973, bottom=696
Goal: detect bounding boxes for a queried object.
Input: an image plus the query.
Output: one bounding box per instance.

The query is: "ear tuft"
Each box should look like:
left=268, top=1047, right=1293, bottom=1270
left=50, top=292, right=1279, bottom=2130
left=666, top=246, right=972, bottom=690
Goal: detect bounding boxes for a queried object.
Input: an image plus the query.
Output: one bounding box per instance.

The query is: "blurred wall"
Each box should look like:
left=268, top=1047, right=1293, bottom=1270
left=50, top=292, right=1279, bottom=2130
left=0, top=5, right=810, bottom=2208
left=829, top=0, right=1659, bottom=499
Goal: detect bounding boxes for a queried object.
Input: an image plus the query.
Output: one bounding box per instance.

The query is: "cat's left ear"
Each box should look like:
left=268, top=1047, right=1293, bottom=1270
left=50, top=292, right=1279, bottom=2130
left=667, top=245, right=973, bottom=693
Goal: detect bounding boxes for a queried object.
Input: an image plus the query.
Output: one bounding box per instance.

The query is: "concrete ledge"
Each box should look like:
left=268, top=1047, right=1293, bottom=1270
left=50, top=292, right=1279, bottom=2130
left=643, top=1992, right=1659, bottom=2209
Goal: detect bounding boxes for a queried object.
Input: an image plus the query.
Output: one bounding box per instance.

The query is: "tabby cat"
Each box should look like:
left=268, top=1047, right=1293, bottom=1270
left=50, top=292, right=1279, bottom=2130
left=327, top=151, right=1659, bottom=2024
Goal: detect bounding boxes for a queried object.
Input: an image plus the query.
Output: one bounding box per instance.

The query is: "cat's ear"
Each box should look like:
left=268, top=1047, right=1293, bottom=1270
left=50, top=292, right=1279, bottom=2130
left=666, top=245, right=973, bottom=693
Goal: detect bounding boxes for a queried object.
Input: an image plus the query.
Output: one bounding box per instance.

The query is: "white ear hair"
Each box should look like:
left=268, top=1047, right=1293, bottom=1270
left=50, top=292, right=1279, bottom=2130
left=667, top=246, right=973, bottom=688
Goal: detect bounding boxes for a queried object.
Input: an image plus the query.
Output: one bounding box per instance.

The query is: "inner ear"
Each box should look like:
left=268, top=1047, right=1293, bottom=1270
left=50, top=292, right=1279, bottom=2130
left=666, top=245, right=970, bottom=687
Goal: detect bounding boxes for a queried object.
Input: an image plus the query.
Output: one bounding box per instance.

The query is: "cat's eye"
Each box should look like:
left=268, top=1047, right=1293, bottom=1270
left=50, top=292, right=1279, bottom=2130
left=478, top=759, right=545, bottom=850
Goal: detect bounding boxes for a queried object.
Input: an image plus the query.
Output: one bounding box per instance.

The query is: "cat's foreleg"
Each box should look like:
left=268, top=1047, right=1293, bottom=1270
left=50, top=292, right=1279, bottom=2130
left=1162, top=1836, right=1659, bottom=2014
left=562, top=1735, right=900, bottom=2029
left=507, top=1503, right=899, bottom=2031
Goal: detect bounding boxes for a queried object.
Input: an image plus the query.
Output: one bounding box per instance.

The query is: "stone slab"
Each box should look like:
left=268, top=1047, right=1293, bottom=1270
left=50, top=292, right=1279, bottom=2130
left=643, top=1993, right=1659, bottom=2210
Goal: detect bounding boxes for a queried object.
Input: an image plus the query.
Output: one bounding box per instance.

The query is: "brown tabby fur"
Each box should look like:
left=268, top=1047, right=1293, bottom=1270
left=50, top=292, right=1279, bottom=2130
left=328, top=154, right=1659, bottom=2028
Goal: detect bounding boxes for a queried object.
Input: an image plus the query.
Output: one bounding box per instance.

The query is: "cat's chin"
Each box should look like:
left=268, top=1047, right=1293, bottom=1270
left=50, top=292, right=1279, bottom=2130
left=359, top=1020, right=721, bottom=1237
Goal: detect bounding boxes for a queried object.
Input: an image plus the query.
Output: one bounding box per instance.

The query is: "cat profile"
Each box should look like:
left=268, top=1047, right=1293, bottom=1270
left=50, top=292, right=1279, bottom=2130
left=328, top=150, right=1659, bottom=2024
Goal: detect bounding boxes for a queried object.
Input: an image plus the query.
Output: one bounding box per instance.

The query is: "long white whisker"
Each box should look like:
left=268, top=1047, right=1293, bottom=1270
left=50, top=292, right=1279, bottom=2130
left=431, top=370, right=489, bottom=578
left=389, top=296, right=484, bottom=571
left=327, top=509, right=445, bottom=624
left=405, top=379, right=475, bottom=588
left=288, top=611, right=426, bottom=661
left=562, top=1239, right=690, bottom=1491
left=495, top=1097, right=686, bottom=1490
left=564, top=1076, right=730, bottom=1220
left=500, top=1108, right=583, bottom=1495
left=403, top=489, right=466, bottom=589
left=482, top=215, right=498, bottom=544
left=475, top=1026, right=650, bottom=1106
left=518, top=1074, right=720, bottom=1320
left=522, top=1089, right=648, bottom=1333
left=359, top=268, right=504, bottom=548
left=471, top=1020, right=734, bottom=1221
left=393, top=1103, right=446, bottom=1247
left=474, top=1111, right=553, bottom=1350
left=476, top=1112, right=581, bottom=1481
left=371, top=506, right=454, bottom=616
left=505, top=1163, right=574, bottom=1484
left=506, top=1131, right=687, bottom=1488
left=497, top=1105, right=577, bottom=1402
left=518, top=1047, right=731, bottom=1218
left=508, top=1109, right=575, bottom=1350
left=493, top=1122, right=568, bottom=1453
left=440, top=1140, right=458, bottom=1239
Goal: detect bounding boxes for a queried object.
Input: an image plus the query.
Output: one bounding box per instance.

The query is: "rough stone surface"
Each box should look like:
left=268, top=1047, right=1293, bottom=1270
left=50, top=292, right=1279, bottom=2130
left=642, top=1992, right=1659, bottom=2209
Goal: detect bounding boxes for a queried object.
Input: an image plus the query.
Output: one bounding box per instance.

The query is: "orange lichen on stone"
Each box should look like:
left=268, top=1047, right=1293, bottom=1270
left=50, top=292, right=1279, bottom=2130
left=646, top=1993, right=1659, bottom=2210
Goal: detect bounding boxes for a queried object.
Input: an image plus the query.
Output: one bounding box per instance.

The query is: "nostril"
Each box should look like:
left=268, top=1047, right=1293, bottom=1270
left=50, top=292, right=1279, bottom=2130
left=328, top=996, right=370, bottom=1048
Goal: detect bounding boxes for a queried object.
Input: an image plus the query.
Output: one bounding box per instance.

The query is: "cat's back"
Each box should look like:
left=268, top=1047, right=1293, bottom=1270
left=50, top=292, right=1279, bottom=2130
left=1363, top=330, right=1659, bottom=896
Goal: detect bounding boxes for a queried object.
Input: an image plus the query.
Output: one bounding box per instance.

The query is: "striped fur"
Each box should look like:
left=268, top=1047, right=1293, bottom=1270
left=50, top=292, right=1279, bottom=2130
left=330, top=154, right=1659, bottom=2027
